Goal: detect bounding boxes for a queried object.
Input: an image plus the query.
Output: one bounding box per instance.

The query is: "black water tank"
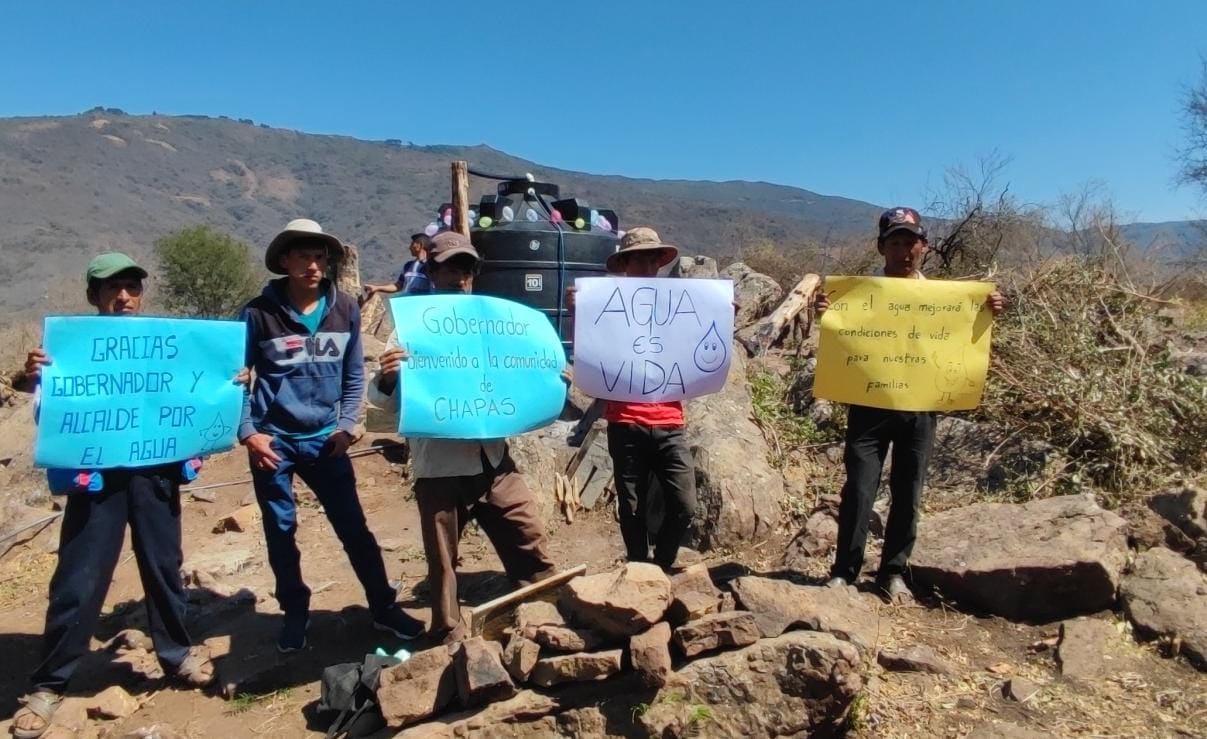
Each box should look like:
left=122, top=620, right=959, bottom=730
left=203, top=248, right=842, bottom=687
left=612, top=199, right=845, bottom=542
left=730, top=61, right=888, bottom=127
left=470, top=180, right=620, bottom=354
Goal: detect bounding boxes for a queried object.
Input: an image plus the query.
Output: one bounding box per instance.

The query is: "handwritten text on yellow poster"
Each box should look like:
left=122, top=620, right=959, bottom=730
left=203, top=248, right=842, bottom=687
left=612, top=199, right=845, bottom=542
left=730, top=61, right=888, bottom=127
left=814, top=277, right=995, bottom=411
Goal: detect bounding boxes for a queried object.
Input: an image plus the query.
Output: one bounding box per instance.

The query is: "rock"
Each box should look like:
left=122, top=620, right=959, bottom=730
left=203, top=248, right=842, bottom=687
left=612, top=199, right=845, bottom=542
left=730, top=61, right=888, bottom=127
left=673, top=610, right=761, bottom=657
left=1126, top=505, right=1197, bottom=556
left=928, top=417, right=1058, bottom=493
left=502, top=634, right=540, bottom=684
left=121, top=725, right=183, bottom=739
left=1003, top=677, right=1040, bottom=703
left=377, top=645, right=457, bottom=728
left=1056, top=618, right=1116, bottom=681
left=104, top=628, right=153, bottom=653
left=723, top=262, right=784, bottom=329
left=671, top=255, right=719, bottom=280
left=520, top=623, right=603, bottom=652
left=668, top=547, right=705, bottom=571
left=877, top=645, right=957, bottom=676
left=395, top=691, right=558, bottom=738
left=211, top=505, right=259, bottom=534
left=967, top=722, right=1051, bottom=739
left=528, top=649, right=623, bottom=688
left=783, top=511, right=838, bottom=567
left=86, top=685, right=139, bottom=720
left=685, top=346, right=782, bottom=551
left=561, top=563, right=670, bottom=637
left=453, top=637, right=515, bottom=707
left=1119, top=547, right=1207, bottom=670
left=667, top=564, right=720, bottom=624
left=911, top=494, right=1129, bottom=621
left=183, top=547, right=254, bottom=577
left=730, top=575, right=880, bottom=652
left=1149, top=485, right=1207, bottom=540
left=638, top=631, right=861, bottom=737
left=868, top=498, right=890, bottom=539
left=514, top=600, right=566, bottom=630
left=189, top=489, right=217, bottom=503
left=630, top=622, right=673, bottom=687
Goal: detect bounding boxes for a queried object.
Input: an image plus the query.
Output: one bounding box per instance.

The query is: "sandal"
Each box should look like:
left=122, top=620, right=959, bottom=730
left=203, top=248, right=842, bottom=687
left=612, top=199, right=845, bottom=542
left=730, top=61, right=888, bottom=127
left=172, top=651, right=216, bottom=689
left=12, top=691, right=61, bottom=739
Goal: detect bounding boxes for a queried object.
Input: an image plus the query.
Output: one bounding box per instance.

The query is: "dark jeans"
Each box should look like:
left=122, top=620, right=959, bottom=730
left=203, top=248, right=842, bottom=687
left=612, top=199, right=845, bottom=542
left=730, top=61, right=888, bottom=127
left=250, top=435, right=394, bottom=617
left=607, top=423, right=698, bottom=569
left=831, top=405, right=937, bottom=583
left=32, top=468, right=190, bottom=694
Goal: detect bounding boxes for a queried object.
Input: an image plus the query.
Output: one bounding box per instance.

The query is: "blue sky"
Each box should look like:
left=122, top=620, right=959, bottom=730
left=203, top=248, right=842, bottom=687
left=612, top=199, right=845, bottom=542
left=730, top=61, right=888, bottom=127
left=4, top=1, right=1206, bottom=222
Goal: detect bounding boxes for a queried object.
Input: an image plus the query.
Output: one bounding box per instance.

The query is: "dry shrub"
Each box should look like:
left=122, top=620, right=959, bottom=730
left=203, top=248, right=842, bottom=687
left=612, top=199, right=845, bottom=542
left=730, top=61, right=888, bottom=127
left=978, top=256, right=1206, bottom=503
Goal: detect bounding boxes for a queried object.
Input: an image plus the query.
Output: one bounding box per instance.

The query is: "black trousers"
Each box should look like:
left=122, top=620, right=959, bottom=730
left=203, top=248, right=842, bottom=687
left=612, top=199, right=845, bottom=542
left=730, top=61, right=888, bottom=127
left=607, top=423, right=698, bottom=570
left=32, top=468, right=191, bottom=694
left=830, top=405, right=937, bottom=582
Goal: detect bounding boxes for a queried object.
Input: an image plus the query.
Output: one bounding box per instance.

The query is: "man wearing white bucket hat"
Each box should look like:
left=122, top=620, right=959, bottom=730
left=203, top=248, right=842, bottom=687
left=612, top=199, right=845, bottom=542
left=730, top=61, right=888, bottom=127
left=239, top=219, right=423, bottom=652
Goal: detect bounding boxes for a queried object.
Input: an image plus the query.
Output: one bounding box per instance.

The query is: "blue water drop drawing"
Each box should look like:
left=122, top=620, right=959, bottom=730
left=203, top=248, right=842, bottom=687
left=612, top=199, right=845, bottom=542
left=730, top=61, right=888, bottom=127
left=693, top=322, right=728, bottom=373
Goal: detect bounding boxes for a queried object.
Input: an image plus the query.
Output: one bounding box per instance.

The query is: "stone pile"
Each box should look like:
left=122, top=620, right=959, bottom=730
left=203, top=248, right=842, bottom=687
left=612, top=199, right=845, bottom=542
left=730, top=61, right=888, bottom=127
left=376, top=562, right=865, bottom=734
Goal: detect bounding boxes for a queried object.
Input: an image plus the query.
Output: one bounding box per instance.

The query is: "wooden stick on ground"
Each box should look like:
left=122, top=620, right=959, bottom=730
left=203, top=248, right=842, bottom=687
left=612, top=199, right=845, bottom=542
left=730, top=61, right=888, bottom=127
left=468, top=564, right=587, bottom=636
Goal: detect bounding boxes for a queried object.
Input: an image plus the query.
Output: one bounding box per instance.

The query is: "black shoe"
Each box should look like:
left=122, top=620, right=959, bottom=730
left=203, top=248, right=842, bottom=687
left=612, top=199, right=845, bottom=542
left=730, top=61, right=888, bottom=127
left=877, top=575, right=913, bottom=604
left=277, top=612, right=309, bottom=653
left=373, top=605, right=425, bottom=641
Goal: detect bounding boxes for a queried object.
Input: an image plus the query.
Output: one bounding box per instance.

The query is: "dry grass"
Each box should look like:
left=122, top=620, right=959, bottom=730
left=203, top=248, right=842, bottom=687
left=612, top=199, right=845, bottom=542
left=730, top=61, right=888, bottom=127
left=978, top=257, right=1207, bottom=504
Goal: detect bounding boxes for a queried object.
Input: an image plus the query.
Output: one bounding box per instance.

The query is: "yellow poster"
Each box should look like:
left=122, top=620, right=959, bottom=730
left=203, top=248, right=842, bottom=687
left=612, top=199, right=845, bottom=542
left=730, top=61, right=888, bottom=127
left=814, top=276, right=995, bottom=411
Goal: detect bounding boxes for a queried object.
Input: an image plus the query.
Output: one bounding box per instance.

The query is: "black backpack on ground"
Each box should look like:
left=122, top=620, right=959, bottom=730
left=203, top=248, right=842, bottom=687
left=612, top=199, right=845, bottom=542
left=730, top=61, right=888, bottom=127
left=318, top=653, right=402, bottom=738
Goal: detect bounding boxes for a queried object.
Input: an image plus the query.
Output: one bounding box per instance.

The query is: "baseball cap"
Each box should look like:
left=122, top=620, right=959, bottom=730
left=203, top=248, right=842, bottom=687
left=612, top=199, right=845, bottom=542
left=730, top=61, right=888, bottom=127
left=86, top=253, right=148, bottom=283
left=878, top=207, right=927, bottom=241
left=427, top=231, right=480, bottom=263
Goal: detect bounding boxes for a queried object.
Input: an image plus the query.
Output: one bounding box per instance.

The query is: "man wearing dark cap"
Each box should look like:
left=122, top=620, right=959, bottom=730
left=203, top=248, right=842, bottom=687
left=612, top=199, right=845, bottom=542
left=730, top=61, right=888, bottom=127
left=816, top=208, right=1005, bottom=602
left=12, top=254, right=220, bottom=739
left=239, top=218, right=423, bottom=652
left=369, top=231, right=557, bottom=644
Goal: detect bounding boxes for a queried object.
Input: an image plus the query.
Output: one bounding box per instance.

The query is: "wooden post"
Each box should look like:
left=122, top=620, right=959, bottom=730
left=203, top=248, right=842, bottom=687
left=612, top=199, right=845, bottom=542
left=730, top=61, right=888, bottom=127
left=468, top=564, right=587, bottom=636
left=451, top=160, right=470, bottom=236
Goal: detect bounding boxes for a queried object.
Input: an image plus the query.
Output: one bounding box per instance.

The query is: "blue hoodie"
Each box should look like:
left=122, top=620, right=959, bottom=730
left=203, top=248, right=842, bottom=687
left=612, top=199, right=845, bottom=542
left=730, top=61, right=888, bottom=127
left=238, top=278, right=364, bottom=440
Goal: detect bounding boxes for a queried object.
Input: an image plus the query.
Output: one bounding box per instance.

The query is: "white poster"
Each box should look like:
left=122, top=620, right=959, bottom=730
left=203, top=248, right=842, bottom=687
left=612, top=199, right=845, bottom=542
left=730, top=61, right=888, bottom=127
left=573, top=277, right=734, bottom=402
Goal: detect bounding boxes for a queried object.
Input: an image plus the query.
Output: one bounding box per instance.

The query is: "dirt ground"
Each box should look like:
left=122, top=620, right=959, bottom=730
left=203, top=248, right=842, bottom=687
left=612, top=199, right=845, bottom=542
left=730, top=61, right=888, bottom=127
left=0, top=433, right=1204, bottom=738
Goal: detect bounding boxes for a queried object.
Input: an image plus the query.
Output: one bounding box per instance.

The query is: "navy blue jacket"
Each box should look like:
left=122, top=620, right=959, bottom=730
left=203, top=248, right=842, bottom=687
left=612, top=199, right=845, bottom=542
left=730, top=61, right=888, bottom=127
left=238, top=278, right=364, bottom=440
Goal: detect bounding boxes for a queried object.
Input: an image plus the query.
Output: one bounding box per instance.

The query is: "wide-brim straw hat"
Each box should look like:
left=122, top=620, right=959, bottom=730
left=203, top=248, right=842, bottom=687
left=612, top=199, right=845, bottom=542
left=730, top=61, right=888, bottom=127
left=605, top=226, right=679, bottom=273
left=265, top=218, right=343, bottom=274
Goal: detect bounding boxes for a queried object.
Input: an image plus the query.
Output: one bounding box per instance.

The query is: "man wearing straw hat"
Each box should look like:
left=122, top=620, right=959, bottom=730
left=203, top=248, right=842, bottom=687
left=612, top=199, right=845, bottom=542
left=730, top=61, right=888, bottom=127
left=576, top=227, right=699, bottom=571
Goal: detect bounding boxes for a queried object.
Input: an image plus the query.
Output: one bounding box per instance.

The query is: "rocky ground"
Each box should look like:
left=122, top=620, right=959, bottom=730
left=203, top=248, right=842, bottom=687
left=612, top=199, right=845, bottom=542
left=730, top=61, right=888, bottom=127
left=0, top=426, right=1203, bottom=738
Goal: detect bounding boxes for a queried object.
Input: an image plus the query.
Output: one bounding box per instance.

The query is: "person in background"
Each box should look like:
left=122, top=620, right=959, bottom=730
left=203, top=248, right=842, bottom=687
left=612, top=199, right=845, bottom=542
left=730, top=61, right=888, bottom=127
left=364, top=232, right=431, bottom=299
left=11, top=253, right=231, bottom=739
left=368, top=231, right=558, bottom=644
left=239, top=218, right=423, bottom=653
left=815, top=207, right=1006, bottom=602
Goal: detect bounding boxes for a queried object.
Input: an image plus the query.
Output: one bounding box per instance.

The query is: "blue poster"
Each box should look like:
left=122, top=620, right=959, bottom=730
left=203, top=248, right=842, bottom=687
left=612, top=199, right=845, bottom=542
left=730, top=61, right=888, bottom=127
left=388, top=295, right=567, bottom=439
left=34, top=316, right=247, bottom=469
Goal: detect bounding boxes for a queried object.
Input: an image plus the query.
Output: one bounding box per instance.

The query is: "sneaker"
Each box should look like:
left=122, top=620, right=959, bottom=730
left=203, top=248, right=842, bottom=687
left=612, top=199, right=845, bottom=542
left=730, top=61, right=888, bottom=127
left=277, top=612, right=309, bottom=653
left=373, top=605, right=425, bottom=641
left=878, top=575, right=913, bottom=604
left=825, top=576, right=849, bottom=588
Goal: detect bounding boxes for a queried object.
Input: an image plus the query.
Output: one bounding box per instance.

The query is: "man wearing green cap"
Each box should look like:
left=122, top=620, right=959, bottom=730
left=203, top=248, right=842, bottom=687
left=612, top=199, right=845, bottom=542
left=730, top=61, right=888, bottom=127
left=11, top=253, right=230, bottom=739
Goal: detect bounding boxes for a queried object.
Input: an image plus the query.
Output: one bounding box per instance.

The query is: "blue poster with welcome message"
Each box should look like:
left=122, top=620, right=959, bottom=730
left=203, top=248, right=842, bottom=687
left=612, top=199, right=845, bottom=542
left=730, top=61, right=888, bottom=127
left=388, top=294, right=567, bottom=439
left=34, top=316, right=246, bottom=469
